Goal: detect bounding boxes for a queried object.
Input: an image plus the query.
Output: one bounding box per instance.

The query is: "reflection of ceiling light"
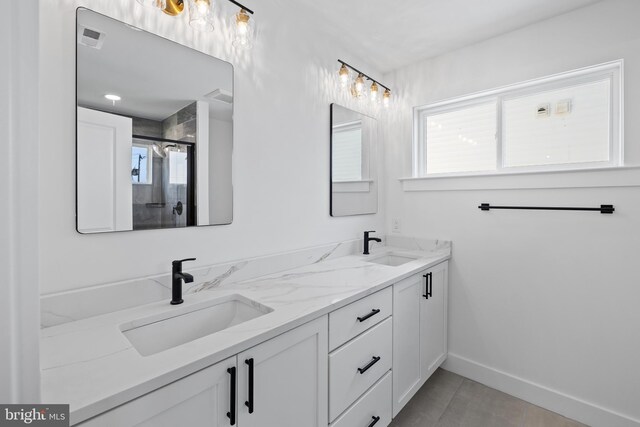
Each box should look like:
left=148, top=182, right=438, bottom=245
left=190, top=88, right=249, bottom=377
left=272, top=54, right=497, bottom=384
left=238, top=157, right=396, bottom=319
left=105, top=94, right=121, bottom=101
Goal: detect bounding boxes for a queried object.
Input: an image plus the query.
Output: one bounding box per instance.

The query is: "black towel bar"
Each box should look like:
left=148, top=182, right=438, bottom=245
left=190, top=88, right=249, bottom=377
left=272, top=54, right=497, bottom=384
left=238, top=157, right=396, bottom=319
left=478, top=203, right=615, bottom=214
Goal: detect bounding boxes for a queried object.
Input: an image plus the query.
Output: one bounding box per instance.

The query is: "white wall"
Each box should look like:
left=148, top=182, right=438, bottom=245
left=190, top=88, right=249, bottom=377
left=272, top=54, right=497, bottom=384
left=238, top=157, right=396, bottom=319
left=39, top=0, right=385, bottom=294
left=0, top=0, right=41, bottom=403
left=384, top=1, right=640, bottom=426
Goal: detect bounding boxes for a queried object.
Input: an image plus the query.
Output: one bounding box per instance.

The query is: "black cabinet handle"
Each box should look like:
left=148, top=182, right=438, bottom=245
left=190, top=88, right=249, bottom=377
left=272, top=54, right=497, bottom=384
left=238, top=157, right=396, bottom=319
left=367, top=416, right=381, bottom=427
left=357, top=309, right=381, bottom=322
left=422, top=273, right=429, bottom=299
left=357, top=356, right=381, bottom=374
left=226, top=367, right=236, bottom=425
left=423, top=272, right=433, bottom=299
left=244, top=358, right=254, bottom=414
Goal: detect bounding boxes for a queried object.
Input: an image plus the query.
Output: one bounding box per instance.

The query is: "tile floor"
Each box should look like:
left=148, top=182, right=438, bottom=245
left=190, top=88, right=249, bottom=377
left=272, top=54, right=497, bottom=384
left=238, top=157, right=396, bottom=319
left=389, top=369, right=588, bottom=427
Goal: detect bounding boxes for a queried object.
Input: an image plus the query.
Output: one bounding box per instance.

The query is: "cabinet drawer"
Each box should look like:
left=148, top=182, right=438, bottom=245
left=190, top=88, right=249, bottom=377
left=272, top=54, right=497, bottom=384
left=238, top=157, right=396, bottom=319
left=329, top=317, right=392, bottom=421
left=329, top=287, right=392, bottom=351
left=330, top=371, right=392, bottom=427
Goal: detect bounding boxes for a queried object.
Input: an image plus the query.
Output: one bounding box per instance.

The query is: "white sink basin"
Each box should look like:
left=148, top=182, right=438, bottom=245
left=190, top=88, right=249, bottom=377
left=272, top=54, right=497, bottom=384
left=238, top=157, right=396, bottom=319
left=121, top=295, right=272, bottom=356
left=366, top=253, right=418, bottom=267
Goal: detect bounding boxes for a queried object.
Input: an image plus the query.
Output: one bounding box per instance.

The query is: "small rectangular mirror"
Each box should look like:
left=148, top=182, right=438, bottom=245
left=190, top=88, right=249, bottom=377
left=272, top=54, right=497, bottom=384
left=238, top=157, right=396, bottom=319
left=330, top=104, right=378, bottom=216
left=76, top=8, right=233, bottom=233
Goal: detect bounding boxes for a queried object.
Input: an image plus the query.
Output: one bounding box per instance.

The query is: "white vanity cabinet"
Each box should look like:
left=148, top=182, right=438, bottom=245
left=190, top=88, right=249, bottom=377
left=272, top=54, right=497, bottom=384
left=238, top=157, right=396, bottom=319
left=236, top=316, right=328, bottom=427
left=71, top=257, right=450, bottom=427
left=392, top=261, right=448, bottom=416
left=76, top=316, right=328, bottom=427
left=328, top=288, right=393, bottom=427
left=77, top=356, right=237, bottom=427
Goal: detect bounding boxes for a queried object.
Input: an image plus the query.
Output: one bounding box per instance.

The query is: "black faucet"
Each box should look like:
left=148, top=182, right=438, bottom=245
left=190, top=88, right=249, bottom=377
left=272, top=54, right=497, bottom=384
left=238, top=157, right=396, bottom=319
left=171, top=258, right=196, bottom=305
left=363, top=231, right=382, bottom=255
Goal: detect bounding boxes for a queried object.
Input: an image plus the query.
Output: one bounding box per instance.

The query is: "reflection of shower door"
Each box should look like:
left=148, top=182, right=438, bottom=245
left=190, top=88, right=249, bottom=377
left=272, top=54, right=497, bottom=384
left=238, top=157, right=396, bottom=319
left=165, top=142, right=196, bottom=228
left=186, top=145, right=196, bottom=227
left=77, top=107, right=133, bottom=233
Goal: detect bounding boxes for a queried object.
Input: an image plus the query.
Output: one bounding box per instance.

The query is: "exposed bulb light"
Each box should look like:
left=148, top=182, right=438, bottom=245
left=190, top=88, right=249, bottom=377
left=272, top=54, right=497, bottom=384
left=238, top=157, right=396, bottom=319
left=338, top=64, right=350, bottom=88
left=354, top=74, right=365, bottom=97
left=232, top=9, right=254, bottom=49
left=383, top=88, right=391, bottom=108
left=370, top=81, right=379, bottom=102
left=188, top=0, right=214, bottom=32
left=196, top=0, right=209, bottom=14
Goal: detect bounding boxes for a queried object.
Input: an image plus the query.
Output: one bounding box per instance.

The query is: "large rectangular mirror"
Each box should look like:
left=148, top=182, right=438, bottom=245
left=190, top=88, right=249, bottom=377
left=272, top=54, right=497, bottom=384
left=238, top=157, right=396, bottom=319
left=76, top=8, right=233, bottom=233
left=330, top=104, right=378, bottom=216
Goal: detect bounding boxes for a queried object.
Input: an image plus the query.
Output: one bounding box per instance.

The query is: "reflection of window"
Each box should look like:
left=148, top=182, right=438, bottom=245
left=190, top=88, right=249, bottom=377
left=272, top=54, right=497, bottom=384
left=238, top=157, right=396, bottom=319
left=169, top=151, right=188, bottom=184
left=414, top=61, right=621, bottom=177
left=131, top=144, right=153, bottom=184
left=332, top=122, right=362, bottom=181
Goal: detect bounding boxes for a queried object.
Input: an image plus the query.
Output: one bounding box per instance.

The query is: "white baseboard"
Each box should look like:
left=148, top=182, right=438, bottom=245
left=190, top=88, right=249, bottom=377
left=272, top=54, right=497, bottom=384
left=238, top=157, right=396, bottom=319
left=442, top=353, right=640, bottom=427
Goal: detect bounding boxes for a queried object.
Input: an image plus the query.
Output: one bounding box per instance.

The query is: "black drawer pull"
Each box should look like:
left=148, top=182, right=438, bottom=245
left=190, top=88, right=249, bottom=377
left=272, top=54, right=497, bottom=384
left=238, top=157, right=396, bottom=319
left=357, top=309, right=381, bottom=322
left=422, top=272, right=433, bottom=299
left=367, top=416, right=381, bottom=427
left=357, top=356, right=381, bottom=374
left=226, top=367, right=236, bottom=425
left=245, top=358, right=254, bottom=414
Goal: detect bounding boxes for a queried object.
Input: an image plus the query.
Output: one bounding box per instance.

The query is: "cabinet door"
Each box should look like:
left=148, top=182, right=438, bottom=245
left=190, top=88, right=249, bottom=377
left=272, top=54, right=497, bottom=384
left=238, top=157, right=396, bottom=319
left=77, top=357, right=236, bottom=427
left=420, top=262, right=448, bottom=383
left=237, top=316, right=328, bottom=427
left=392, top=273, right=423, bottom=417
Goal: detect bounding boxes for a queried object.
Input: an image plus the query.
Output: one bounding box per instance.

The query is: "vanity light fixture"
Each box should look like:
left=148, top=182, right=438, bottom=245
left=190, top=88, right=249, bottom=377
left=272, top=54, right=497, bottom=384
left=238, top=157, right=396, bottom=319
left=337, top=60, right=392, bottom=107
left=136, top=0, right=256, bottom=40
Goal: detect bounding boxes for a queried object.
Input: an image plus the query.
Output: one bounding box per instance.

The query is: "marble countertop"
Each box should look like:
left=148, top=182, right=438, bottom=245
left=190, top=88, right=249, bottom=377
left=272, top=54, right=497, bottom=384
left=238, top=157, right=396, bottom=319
left=40, top=244, right=450, bottom=425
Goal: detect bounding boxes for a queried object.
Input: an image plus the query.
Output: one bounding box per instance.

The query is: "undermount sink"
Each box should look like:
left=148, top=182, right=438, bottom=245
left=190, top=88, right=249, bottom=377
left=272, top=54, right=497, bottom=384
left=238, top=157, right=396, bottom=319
left=365, top=253, right=418, bottom=267
left=120, top=294, right=272, bottom=356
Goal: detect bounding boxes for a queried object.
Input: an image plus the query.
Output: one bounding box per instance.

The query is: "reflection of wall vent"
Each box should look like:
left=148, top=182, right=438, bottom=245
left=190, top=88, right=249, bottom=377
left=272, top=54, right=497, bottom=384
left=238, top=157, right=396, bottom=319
left=205, top=89, right=233, bottom=104
left=77, top=26, right=106, bottom=49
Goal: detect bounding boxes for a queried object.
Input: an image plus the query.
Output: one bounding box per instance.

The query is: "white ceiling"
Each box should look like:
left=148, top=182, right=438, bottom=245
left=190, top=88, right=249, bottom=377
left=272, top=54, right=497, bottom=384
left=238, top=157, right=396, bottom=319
left=77, top=9, right=233, bottom=122
left=296, top=0, right=602, bottom=74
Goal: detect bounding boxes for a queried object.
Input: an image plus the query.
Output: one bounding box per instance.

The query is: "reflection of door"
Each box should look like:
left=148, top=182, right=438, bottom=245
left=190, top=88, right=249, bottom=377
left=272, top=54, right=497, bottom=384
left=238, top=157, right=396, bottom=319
left=77, top=107, right=133, bottom=233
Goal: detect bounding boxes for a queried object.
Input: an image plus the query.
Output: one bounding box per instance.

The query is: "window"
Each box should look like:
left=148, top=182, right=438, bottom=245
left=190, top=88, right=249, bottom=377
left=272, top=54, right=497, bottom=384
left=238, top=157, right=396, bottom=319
left=332, top=121, right=363, bottom=181
left=413, top=61, right=622, bottom=177
left=131, top=144, right=153, bottom=184
left=169, top=150, right=188, bottom=184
